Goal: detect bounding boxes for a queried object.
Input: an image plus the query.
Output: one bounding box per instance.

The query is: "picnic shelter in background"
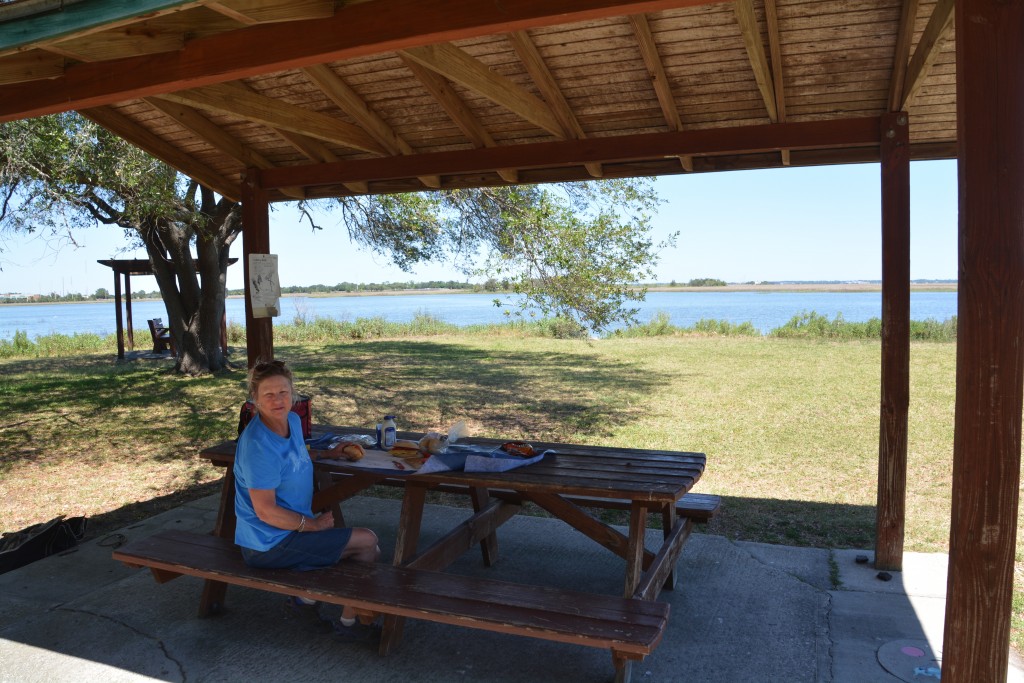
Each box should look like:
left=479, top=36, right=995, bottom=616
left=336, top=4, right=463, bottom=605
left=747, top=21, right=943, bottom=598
left=0, top=1, right=1018, bottom=680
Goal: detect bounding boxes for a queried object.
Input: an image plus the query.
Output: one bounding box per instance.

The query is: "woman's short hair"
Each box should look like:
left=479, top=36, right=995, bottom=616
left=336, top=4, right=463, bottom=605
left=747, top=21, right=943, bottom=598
left=247, top=359, right=294, bottom=399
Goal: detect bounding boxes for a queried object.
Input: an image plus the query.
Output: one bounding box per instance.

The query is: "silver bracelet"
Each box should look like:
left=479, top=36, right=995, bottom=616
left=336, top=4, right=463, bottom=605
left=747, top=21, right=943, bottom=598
left=296, top=515, right=306, bottom=532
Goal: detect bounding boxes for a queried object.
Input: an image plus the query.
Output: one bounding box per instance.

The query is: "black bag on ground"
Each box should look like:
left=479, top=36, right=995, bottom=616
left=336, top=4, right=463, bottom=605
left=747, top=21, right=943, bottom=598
left=0, top=515, right=87, bottom=575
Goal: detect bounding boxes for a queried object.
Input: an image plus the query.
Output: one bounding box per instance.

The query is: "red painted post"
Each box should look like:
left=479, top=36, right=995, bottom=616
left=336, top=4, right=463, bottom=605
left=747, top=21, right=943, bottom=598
left=875, top=112, right=910, bottom=571
left=943, top=0, right=1024, bottom=679
left=240, top=168, right=274, bottom=368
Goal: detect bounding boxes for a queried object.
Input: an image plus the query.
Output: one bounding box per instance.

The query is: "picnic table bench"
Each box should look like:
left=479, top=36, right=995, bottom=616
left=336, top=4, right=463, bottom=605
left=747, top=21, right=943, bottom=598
left=146, top=318, right=173, bottom=354
left=114, top=427, right=717, bottom=682
left=114, top=529, right=670, bottom=678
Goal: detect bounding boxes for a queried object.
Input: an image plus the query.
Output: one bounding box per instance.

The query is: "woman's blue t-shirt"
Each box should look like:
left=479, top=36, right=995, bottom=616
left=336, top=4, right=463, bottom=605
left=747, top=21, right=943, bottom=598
left=233, top=412, right=313, bottom=551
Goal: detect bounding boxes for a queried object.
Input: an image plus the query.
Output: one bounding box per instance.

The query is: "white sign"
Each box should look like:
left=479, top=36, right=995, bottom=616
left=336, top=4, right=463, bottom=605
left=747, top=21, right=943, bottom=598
left=248, top=253, right=281, bottom=318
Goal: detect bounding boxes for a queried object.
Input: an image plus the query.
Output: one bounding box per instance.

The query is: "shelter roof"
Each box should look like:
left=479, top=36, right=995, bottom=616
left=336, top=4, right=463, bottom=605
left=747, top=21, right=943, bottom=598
left=0, top=0, right=956, bottom=202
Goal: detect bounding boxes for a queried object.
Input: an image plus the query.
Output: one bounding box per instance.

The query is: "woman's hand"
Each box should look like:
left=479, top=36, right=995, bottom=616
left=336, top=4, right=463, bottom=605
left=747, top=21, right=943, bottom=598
left=306, top=511, right=335, bottom=531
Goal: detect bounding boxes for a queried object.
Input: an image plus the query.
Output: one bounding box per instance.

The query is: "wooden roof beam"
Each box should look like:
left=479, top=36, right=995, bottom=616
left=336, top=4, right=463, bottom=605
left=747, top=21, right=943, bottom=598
left=270, top=128, right=368, bottom=195
left=627, top=14, right=691, bottom=172
left=762, top=0, right=789, bottom=165
left=143, top=97, right=304, bottom=199
left=0, top=50, right=63, bottom=85
left=41, top=23, right=184, bottom=62
left=81, top=105, right=240, bottom=201
left=302, top=64, right=440, bottom=189
left=202, top=0, right=334, bottom=26
left=901, top=0, right=954, bottom=109
left=507, top=31, right=602, bottom=178
left=888, top=0, right=919, bottom=112
left=258, top=117, right=881, bottom=190
left=0, top=0, right=732, bottom=121
left=156, top=83, right=386, bottom=154
left=400, top=43, right=565, bottom=138
left=399, top=54, right=519, bottom=184
left=734, top=0, right=778, bottom=123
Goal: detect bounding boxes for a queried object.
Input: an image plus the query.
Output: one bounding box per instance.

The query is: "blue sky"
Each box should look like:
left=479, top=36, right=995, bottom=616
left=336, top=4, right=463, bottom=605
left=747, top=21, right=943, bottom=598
left=0, top=159, right=958, bottom=296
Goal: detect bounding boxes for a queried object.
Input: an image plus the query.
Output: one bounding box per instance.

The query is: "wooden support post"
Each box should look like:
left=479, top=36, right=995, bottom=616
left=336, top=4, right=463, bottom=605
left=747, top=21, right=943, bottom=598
left=943, top=0, right=1024, bottom=680
left=240, top=168, right=273, bottom=368
left=124, top=272, right=135, bottom=351
left=875, top=111, right=910, bottom=571
left=113, top=270, right=125, bottom=360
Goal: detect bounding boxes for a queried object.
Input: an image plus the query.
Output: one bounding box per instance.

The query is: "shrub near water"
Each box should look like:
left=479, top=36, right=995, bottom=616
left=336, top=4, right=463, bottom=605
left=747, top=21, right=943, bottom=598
left=770, top=312, right=957, bottom=342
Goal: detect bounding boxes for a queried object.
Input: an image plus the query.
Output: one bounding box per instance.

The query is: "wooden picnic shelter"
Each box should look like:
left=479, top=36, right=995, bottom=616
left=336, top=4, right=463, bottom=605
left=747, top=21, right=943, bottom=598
left=0, top=0, right=1018, bottom=679
left=97, top=257, right=236, bottom=359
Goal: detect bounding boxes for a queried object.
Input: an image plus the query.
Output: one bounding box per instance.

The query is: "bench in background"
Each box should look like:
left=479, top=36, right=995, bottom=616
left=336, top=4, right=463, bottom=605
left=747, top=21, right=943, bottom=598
left=146, top=318, right=173, bottom=354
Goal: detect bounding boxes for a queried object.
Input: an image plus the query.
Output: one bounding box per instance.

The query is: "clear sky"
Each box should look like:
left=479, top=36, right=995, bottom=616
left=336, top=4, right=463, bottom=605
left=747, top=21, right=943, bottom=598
left=0, top=159, right=958, bottom=296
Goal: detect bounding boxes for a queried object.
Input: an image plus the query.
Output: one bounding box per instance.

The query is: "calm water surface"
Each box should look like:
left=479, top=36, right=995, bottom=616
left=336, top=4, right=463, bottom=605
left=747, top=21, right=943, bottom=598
left=0, top=290, right=958, bottom=341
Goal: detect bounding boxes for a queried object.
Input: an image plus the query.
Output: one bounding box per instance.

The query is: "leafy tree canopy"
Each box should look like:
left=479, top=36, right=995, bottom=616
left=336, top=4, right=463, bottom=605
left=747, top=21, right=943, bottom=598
left=1, top=112, right=674, bottom=373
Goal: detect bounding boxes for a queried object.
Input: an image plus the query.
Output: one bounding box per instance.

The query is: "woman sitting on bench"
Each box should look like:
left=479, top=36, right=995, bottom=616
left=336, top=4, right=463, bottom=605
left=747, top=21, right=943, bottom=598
left=234, top=359, right=381, bottom=643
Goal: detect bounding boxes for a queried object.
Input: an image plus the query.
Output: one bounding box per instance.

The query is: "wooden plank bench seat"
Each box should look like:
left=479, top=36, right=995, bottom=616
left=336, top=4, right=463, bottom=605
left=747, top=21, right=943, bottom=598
left=113, top=529, right=670, bottom=680
left=146, top=318, right=173, bottom=354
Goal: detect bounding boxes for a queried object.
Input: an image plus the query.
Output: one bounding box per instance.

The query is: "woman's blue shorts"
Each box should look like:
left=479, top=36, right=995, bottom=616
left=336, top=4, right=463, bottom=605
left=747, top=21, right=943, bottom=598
left=241, top=527, right=354, bottom=572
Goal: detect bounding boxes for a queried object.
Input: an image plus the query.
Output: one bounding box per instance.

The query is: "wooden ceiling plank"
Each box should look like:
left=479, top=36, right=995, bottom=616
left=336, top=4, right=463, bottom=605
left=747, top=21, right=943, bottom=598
left=0, top=0, right=733, bottom=120
left=80, top=105, right=241, bottom=201
left=400, top=43, right=565, bottom=138
left=399, top=53, right=519, bottom=183
left=901, top=0, right=954, bottom=109
left=258, top=116, right=881, bottom=190
left=157, top=83, right=387, bottom=154
left=0, top=51, right=63, bottom=85
left=506, top=31, right=601, bottom=178
left=203, top=0, right=334, bottom=25
left=302, top=64, right=440, bottom=189
left=887, top=0, right=919, bottom=112
left=734, top=0, right=779, bottom=122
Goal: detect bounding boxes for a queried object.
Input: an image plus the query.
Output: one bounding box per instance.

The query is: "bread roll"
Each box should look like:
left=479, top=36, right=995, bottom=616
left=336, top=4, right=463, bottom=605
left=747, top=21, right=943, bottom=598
left=418, top=435, right=445, bottom=454
left=340, top=442, right=365, bottom=461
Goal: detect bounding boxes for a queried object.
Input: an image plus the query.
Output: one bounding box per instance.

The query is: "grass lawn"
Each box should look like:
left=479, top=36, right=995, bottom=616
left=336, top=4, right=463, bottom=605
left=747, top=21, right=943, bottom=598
left=1, top=333, right=1014, bottom=646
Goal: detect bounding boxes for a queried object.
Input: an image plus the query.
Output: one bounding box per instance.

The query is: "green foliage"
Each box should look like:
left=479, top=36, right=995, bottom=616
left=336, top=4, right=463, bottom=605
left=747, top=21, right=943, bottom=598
left=769, top=312, right=957, bottom=342
left=0, top=330, right=109, bottom=358
left=686, top=278, right=727, bottom=287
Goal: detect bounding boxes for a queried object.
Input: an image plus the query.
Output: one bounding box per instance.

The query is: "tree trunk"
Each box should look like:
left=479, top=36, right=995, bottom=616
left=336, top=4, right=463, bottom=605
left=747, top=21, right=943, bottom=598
left=136, top=200, right=241, bottom=375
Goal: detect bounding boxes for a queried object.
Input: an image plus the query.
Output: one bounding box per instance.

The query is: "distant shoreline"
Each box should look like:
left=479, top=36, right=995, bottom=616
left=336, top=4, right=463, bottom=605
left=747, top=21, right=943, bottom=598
left=2, top=282, right=958, bottom=306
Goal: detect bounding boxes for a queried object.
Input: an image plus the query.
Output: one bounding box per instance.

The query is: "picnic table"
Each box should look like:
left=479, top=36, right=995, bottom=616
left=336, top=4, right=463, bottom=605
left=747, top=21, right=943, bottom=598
left=122, top=426, right=712, bottom=682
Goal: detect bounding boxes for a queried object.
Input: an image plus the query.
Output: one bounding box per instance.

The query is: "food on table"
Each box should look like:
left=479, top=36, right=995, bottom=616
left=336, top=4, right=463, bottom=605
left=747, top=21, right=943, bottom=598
left=500, top=442, right=535, bottom=457
left=418, top=433, right=446, bottom=454
left=339, top=442, right=365, bottom=461
left=390, top=439, right=422, bottom=457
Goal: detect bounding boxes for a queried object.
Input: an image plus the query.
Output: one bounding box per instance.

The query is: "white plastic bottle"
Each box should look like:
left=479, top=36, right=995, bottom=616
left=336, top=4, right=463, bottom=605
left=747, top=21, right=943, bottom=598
left=381, top=415, right=397, bottom=450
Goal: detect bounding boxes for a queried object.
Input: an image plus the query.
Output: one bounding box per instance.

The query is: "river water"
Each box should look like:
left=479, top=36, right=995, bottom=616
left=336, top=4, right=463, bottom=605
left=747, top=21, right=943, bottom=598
left=0, top=290, right=958, bottom=341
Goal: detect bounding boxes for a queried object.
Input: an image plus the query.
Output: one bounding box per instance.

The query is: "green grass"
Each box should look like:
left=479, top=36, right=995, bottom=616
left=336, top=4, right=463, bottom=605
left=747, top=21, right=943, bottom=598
left=2, top=321, right=1015, bottom=648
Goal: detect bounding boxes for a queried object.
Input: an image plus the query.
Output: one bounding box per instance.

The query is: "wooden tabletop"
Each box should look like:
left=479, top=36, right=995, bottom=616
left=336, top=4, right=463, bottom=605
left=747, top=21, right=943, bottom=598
left=200, top=426, right=706, bottom=505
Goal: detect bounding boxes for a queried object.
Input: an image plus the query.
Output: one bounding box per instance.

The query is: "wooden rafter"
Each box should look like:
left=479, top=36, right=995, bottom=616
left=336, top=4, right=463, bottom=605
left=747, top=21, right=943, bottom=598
left=40, top=22, right=184, bottom=62
left=888, top=0, right=919, bottom=112
left=81, top=105, right=240, bottom=200
left=156, top=83, right=386, bottom=154
left=762, top=0, right=788, bottom=165
left=399, top=54, right=519, bottom=184
left=901, top=0, right=954, bottom=109
left=400, top=43, right=564, bottom=138
left=270, top=126, right=369, bottom=195
left=734, top=0, right=778, bottom=123
left=302, top=64, right=440, bottom=189
left=143, top=97, right=304, bottom=199
left=0, top=0, right=727, bottom=122
left=258, top=117, right=881, bottom=190
left=627, top=14, right=691, bottom=172
left=507, top=30, right=602, bottom=178
left=203, top=0, right=334, bottom=25
left=0, top=50, right=63, bottom=86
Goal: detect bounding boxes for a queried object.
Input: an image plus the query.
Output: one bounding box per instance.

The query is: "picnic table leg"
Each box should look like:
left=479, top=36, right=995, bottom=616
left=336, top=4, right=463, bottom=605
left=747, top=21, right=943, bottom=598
left=199, top=468, right=236, bottom=616
left=469, top=487, right=499, bottom=566
left=612, top=651, right=634, bottom=683
left=660, top=504, right=678, bottom=591
left=380, top=483, right=428, bottom=656
left=624, top=503, right=649, bottom=599
left=314, top=469, right=345, bottom=527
